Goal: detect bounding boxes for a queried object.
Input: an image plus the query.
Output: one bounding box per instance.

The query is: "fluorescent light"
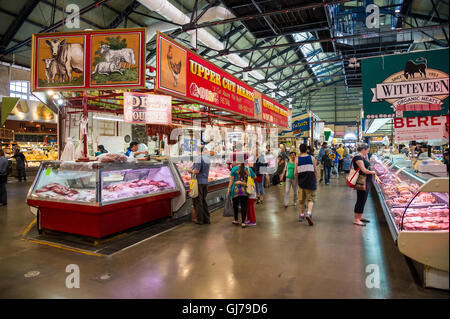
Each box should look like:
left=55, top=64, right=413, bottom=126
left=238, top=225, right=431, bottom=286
left=93, top=115, right=124, bottom=122
left=47, top=90, right=54, bottom=96
left=365, top=118, right=391, bottom=134
left=278, top=91, right=287, bottom=97
left=395, top=9, right=400, bottom=13
left=57, top=99, right=63, bottom=105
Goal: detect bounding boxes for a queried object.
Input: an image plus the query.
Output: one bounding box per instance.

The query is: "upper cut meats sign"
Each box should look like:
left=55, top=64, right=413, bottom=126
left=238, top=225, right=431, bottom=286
left=362, top=49, right=448, bottom=119
left=156, top=32, right=289, bottom=128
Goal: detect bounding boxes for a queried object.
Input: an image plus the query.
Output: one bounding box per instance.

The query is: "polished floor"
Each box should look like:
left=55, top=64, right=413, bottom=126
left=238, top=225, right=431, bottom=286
left=0, top=175, right=448, bottom=299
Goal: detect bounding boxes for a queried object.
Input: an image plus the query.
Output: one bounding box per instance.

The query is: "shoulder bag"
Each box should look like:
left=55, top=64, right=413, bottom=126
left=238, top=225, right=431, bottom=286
left=346, top=157, right=360, bottom=188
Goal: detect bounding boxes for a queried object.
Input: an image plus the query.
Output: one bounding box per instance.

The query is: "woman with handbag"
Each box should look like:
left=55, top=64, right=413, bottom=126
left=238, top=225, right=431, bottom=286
left=227, top=162, right=255, bottom=228
left=353, top=144, right=377, bottom=226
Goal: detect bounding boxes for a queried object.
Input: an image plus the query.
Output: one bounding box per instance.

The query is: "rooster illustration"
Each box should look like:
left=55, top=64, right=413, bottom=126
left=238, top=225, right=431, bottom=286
left=167, top=45, right=182, bottom=86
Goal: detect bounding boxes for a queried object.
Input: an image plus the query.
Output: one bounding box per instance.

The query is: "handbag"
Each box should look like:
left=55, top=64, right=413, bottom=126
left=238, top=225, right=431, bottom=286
left=189, top=174, right=199, bottom=198
left=246, top=169, right=255, bottom=195
left=354, top=174, right=367, bottom=191
left=223, top=195, right=234, bottom=217
left=346, top=158, right=360, bottom=188
left=272, top=173, right=280, bottom=185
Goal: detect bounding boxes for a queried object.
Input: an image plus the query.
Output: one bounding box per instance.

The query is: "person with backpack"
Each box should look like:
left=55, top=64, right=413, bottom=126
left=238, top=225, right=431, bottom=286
left=13, top=149, right=27, bottom=182
left=321, top=149, right=333, bottom=185
left=352, top=144, right=377, bottom=226
left=227, top=162, right=255, bottom=228
left=295, top=144, right=317, bottom=226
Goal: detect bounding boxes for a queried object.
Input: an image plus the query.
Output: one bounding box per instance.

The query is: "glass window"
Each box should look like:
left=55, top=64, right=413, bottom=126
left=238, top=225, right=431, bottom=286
left=9, top=81, right=34, bottom=101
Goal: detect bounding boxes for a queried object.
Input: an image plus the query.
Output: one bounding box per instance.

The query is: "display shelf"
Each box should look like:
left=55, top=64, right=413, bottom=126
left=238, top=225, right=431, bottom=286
left=26, top=160, right=184, bottom=238
left=371, top=154, right=449, bottom=282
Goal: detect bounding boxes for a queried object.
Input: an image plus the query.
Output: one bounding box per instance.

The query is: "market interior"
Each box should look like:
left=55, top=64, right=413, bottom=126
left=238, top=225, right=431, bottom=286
left=0, top=0, right=448, bottom=299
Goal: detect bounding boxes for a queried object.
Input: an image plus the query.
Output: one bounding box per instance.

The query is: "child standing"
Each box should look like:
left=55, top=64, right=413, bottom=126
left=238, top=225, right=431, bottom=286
left=246, top=186, right=257, bottom=226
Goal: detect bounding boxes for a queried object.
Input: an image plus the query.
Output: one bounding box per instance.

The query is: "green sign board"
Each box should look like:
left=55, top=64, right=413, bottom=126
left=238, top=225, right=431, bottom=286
left=362, top=49, right=448, bottom=119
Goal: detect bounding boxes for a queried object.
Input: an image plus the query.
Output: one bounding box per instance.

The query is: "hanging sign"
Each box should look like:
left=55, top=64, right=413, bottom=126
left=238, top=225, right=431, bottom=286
left=156, top=32, right=289, bottom=128
left=394, top=115, right=449, bottom=142
left=362, top=49, right=448, bottom=119
left=31, top=28, right=146, bottom=92
left=124, top=92, right=172, bottom=125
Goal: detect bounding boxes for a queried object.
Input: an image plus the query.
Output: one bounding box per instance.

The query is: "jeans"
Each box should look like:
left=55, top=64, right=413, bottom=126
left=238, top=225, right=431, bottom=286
left=233, top=196, right=248, bottom=222
left=193, top=184, right=209, bottom=224
left=256, top=181, right=264, bottom=196
left=17, top=168, right=26, bottom=181
left=284, top=178, right=298, bottom=206
left=324, top=166, right=331, bottom=184
left=0, top=175, right=7, bottom=205
left=331, top=165, right=339, bottom=176
left=338, top=160, right=343, bottom=172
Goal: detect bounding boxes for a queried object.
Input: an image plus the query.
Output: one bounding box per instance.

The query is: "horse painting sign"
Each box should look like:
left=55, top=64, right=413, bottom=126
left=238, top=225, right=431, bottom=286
left=362, top=49, right=448, bottom=119
left=31, top=28, right=146, bottom=92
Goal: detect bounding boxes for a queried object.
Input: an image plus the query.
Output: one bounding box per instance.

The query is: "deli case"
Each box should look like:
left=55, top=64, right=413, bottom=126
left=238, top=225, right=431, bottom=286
left=370, top=155, right=449, bottom=289
left=172, top=155, right=230, bottom=218
left=26, top=160, right=185, bottom=238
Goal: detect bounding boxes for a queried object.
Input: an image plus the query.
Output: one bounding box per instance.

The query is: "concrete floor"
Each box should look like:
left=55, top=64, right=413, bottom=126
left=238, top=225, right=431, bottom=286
left=0, top=175, right=448, bottom=299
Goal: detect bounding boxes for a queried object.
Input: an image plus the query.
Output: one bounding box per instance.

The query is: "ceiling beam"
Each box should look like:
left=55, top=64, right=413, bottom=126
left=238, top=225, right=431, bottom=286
left=108, top=0, right=140, bottom=28
left=0, top=0, right=40, bottom=54
left=0, top=0, right=111, bottom=58
left=182, top=0, right=353, bottom=31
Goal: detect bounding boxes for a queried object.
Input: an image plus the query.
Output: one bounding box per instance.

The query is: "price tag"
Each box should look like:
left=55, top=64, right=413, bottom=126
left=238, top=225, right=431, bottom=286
left=45, top=168, right=52, bottom=176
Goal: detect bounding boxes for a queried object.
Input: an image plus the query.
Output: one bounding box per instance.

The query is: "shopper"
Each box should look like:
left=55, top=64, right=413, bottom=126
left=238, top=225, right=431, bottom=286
left=353, top=144, right=377, bottom=226
left=245, top=184, right=257, bottom=226
left=0, top=149, right=8, bottom=206
left=330, top=147, right=339, bottom=177
left=13, top=149, right=27, bottom=182
left=282, top=151, right=298, bottom=208
left=264, top=144, right=272, bottom=187
left=95, top=145, right=108, bottom=156
left=226, top=142, right=248, bottom=171
left=252, top=147, right=268, bottom=204
left=295, top=144, right=317, bottom=226
left=317, top=142, right=328, bottom=183
left=273, top=155, right=285, bottom=186
left=227, top=162, right=255, bottom=228
left=279, top=144, right=289, bottom=162
left=125, top=141, right=148, bottom=159
left=191, top=146, right=211, bottom=225
left=321, top=149, right=332, bottom=185
left=337, top=144, right=344, bottom=172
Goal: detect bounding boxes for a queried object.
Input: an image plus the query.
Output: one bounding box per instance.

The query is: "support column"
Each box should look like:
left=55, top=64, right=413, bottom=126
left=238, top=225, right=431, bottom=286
left=83, top=91, right=88, bottom=157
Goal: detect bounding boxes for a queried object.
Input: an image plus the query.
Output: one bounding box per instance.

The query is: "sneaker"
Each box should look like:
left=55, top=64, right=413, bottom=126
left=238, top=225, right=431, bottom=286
left=299, top=214, right=305, bottom=222
left=305, top=214, right=314, bottom=226
left=247, top=222, right=256, bottom=226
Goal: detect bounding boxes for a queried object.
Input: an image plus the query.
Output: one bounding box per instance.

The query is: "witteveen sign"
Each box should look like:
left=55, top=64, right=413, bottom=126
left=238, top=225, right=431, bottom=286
left=362, top=49, right=448, bottom=119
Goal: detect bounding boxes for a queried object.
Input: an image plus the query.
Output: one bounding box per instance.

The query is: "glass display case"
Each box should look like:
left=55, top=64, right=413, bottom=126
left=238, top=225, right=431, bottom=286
left=28, top=161, right=180, bottom=205
left=371, top=154, right=449, bottom=238
left=173, top=155, right=230, bottom=189
left=26, top=160, right=183, bottom=238
left=371, top=154, right=449, bottom=289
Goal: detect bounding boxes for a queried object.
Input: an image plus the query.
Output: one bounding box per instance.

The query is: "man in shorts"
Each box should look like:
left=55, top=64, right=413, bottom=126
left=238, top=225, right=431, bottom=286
left=296, top=144, right=317, bottom=226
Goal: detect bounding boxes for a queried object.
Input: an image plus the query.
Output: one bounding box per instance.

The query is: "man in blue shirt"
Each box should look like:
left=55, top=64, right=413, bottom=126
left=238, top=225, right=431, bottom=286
left=317, top=142, right=328, bottom=183
left=125, top=141, right=148, bottom=160
left=191, top=146, right=211, bottom=225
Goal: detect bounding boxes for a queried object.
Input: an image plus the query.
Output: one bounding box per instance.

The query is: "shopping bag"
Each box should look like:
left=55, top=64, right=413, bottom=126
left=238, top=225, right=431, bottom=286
left=189, top=175, right=199, bottom=198
left=246, top=175, right=255, bottom=195
left=346, top=158, right=360, bottom=188
left=223, top=196, right=234, bottom=217
left=272, top=173, right=280, bottom=185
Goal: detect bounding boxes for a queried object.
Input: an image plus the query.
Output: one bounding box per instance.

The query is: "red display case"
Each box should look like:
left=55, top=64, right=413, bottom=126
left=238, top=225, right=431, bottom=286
left=26, top=160, right=183, bottom=238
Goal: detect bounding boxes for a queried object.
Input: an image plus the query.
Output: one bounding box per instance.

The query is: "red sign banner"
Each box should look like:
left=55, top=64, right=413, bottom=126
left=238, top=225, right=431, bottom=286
left=394, top=115, right=449, bottom=142
left=31, top=28, right=146, bottom=92
left=156, top=32, right=289, bottom=128
left=124, top=92, right=172, bottom=125
left=260, top=94, right=289, bottom=128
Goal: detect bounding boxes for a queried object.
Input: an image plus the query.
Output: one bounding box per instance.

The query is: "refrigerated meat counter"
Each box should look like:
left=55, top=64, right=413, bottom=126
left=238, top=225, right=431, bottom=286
left=172, top=155, right=230, bottom=218
left=26, top=160, right=185, bottom=238
left=370, top=155, right=449, bottom=289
